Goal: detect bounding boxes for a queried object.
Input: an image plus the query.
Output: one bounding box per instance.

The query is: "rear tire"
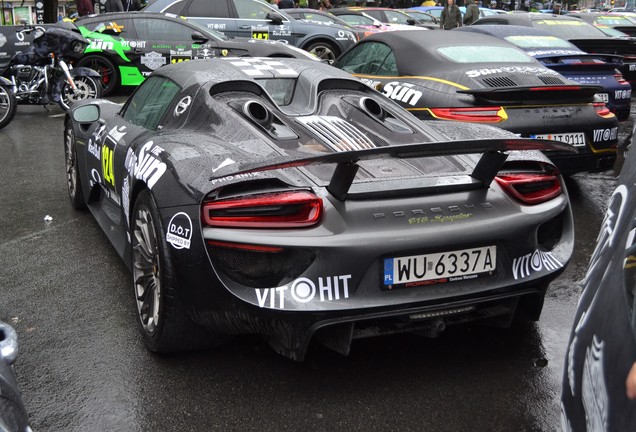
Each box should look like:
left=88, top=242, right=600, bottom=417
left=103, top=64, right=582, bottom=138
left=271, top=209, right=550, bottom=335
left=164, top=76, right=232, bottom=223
left=77, top=55, right=119, bottom=96
left=0, top=85, right=17, bottom=130
left=131, top=190, right=221, bottom=352
left=64, top=123, right=87, bottom=210
left=59, top=76, right=102, bottom=111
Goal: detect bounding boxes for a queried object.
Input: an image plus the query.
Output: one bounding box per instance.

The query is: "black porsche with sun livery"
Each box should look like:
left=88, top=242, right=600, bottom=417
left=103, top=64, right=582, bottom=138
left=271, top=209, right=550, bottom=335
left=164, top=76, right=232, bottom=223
left=64, top=57, right=574, bottom=360
left=334, top=30, right=620, bottom=175
left=74, top=12, right=316, bottom=95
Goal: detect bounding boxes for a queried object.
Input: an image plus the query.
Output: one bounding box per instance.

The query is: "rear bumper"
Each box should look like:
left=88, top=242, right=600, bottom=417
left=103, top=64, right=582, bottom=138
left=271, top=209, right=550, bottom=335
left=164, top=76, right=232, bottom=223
left=192, top=275, right=560, bottom=360
left=547, top=150, right=617, bottom=175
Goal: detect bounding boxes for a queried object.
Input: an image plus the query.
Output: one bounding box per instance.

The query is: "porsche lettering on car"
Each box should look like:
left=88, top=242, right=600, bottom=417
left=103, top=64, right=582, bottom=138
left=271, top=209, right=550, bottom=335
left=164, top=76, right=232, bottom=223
left=64, top=57, right=574, bottom=360
left=334, top=30, right=619, bottom=174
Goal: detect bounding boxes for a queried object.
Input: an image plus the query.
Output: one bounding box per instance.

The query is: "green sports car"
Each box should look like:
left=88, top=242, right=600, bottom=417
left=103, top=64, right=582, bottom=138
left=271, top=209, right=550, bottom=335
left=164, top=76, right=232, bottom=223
left=75, top=12, right=316, bottom=95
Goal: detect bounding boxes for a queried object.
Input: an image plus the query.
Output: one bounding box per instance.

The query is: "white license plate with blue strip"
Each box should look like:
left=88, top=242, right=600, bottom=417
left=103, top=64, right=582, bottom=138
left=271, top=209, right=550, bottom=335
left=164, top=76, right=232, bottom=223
left=384, top=246, right=497, bottom=286
left=531, top=132, right=586, bottom=147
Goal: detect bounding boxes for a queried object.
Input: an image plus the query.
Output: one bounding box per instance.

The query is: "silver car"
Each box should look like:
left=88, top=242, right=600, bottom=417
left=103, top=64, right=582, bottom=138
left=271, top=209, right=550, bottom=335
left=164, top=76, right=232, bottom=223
left=143, top=0, right=359, bottom=61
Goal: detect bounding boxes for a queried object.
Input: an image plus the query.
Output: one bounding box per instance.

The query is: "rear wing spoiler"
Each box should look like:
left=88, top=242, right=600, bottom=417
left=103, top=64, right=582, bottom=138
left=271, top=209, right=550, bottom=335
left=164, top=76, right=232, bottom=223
left=569, top=38, right=636, bottom=56
left=534, top=52, right=624, bottom=70
left=213, top=138, right=574, bottom=201
left=456, top=84, right=603, bottom=104
left=613, top=26, right=636, bottom=37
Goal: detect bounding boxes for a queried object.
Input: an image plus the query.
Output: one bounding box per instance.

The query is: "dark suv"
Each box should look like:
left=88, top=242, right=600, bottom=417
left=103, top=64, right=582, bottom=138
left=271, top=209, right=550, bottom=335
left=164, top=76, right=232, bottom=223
left=143, top=0, right=359, bottom=61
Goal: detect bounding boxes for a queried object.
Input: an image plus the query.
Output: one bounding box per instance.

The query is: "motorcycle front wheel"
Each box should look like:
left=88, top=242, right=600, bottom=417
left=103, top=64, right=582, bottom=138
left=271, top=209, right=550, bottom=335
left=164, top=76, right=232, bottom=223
left=0, top=85, right=17, bottom=129
left=59, top=76, right=102, bottom=111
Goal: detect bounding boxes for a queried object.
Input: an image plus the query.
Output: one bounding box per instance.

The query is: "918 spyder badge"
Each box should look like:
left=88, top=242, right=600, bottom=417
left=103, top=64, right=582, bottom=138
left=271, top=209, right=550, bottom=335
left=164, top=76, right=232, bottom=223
left=166, top=212, right=192, bottom=250
left=255, top=275, right=352, bottom=309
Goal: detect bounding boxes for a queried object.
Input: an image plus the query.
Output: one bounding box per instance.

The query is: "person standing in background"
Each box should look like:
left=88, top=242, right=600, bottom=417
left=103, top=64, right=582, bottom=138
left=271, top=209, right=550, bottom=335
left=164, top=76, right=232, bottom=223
left=319, top=0, right=332, bottom=10
left=440, top=0, right=462, bottom=29
left=463, top=0, right=480, bottom=24
left=77, top=0, right=95, bottom=16
left=124, top=0, right=142, bottom=11
left=104, top=0, right=124, bottom=12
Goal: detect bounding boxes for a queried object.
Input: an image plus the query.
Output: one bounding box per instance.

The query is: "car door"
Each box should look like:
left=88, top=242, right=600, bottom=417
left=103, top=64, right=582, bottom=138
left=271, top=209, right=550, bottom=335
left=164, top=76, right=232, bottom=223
left=230, top=0, right=296, bottom=45
left=83, top=110, right=144, bottom=256
left=87, top=75, right=180, bottom=254
left=159, top=0, right=239, bottom=37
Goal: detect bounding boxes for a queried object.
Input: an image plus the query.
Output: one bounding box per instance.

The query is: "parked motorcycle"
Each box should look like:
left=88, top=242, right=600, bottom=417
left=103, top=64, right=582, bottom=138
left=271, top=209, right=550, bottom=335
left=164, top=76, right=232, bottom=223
left=0, top=82, right=17, bottom=130
left=0, top=21, right=101, bottom=129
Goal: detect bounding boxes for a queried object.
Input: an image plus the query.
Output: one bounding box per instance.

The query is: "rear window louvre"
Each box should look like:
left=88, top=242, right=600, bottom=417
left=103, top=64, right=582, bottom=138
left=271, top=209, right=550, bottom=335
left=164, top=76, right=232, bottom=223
left=482, top=76, right=517, bottom=88
left=538, top=75, right=566, bottom=85
left=296, top=116, right=377, bottom=152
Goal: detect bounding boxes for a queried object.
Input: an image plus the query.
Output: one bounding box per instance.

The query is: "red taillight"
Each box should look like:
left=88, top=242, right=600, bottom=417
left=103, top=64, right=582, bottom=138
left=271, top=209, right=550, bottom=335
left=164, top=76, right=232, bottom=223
left=528, top=86, right=581, bottom=91
left=593, top=102, right=612, bottom=117
left=202, top=190, right=323, bottom=228
left=429, top=107, right=507, bottom=123
left=615, top=72, right=629, bottom=85
left=495, top=172, right=562, bottom=205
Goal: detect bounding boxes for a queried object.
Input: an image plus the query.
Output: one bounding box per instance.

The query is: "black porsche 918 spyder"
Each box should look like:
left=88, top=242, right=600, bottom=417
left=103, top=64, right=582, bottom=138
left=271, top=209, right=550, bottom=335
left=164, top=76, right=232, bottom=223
left=333, top=30, right=620, bottom=175
left=64, top=57, right=575, bottom=360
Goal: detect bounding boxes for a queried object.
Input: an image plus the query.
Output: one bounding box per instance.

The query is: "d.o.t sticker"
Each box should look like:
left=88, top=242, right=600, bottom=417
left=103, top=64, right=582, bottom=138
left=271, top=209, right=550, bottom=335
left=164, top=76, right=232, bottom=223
left=166, top=212, right=192, bottom=249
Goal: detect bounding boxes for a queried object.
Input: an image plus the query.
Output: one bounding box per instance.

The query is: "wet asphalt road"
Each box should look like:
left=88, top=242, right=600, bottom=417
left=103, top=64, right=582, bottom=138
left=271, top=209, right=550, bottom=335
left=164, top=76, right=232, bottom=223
left=0, top=98, right=631, bottom=431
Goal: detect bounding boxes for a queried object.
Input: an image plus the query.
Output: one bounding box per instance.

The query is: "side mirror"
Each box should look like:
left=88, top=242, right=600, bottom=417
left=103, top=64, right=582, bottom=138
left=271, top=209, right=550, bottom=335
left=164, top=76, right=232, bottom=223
left=72, top=104, right=100, bottom=123
left=191, top=31, right=209, bottom=44
left=267, top=12, right=284, bottom=24
left=407, top=18, right=417, bottom=25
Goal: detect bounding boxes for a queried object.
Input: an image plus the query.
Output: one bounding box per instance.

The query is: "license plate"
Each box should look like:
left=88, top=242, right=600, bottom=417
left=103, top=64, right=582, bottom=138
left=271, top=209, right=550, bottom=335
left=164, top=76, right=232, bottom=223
left=595, top=93, right=609, bottom=103
left=383, top=246, right=496, bottom=287
left=531, top=132, right=586, bottom=147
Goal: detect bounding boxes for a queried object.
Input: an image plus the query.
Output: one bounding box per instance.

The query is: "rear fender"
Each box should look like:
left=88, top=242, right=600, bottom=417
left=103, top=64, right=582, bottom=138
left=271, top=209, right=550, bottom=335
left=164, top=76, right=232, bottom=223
left=0, top=76, right=12, bottom=86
